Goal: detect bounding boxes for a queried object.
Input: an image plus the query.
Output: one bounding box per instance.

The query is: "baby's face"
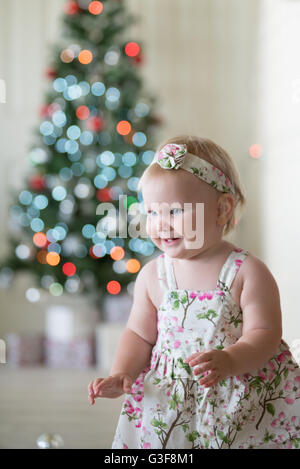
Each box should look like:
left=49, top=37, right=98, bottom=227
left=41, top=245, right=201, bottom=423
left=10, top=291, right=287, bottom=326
left=142, top=170, right=223, bottom=257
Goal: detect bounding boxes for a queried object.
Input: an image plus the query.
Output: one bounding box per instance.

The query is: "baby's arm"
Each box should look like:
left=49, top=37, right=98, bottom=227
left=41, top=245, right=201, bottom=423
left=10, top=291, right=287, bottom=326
left=89, top=261, right=157, bottom=401
left=224, top=255, right=283, bottom=376
left=109, top=260, right=157, bottom=380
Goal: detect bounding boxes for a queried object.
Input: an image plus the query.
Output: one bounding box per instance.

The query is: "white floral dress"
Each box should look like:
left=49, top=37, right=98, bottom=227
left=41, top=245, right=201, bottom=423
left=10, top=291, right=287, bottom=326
left=111, top=248, right=300, bottom=449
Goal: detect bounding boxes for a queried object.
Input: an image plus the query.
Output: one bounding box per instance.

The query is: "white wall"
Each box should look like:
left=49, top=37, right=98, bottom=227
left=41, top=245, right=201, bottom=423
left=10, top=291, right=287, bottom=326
left=257, top=0, right=300, bottom=346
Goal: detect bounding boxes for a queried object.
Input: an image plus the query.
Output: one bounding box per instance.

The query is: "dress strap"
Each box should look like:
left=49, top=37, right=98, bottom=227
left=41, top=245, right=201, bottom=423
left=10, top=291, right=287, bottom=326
left=156, top=253, right=177, bottom=292
left=157, top=254, right=169, bottom=292
left=164, top=254, right=178, bottom=290
left=217, top=248, right=249, bottom=292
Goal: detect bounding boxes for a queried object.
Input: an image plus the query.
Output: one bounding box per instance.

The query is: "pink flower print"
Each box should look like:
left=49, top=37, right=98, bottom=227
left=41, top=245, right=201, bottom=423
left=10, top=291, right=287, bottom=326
left=136, top=420, right=142, bottom=428
left=198, top=292, right=213, bottom=301
left=143, top=442, right=151, bottom=449
left=234, top=248, right=243, bottom=253
left=168, top=331, right=174, bottom=337
left=171, top=316, right=178, bottom=322
left=284, top=380, right=293, bottom=391
left=189, top=291, right=198, bottom=299
left=277, top=352, right=287, bottom=363
left=294, top=375, right=300, bottom=384
left=268, top=360, right=276, bottom=370
left=134, top=394, right=144, bottom=402
left=285, top=396, right=295, bottom=405
left=216, top=290, right=225, bottom=296
left=225, top=178, right=230, bottom=187
left=272, top=412, right=288, bottom=429
left=174, top=340, right=181, bottom=348
left=258, top=370, right=266, bottom=380
left=160, top=253, right=165, bottom=258
left=123, top=444, right=128, bottom=449
left=235, top=259, right=242, bottom=269
left=176, top=326, right=184, bottom=332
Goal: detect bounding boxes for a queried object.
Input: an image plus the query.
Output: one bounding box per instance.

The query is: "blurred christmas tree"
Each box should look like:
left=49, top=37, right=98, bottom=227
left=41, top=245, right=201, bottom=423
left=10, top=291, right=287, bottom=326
left=0, top=0, right=161, bottom=310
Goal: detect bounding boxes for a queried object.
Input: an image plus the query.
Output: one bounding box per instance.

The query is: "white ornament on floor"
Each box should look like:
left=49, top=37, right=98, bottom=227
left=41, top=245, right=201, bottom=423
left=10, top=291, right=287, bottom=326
left=36, top=433, right=64, bottom=449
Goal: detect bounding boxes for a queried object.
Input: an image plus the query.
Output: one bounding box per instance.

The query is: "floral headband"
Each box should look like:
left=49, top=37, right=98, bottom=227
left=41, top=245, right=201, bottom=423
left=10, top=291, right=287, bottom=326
left=150, top=143, right=236, bottom=196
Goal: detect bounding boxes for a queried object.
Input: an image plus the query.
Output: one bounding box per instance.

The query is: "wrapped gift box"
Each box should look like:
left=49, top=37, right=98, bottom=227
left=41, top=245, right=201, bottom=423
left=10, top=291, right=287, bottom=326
left=44, top=334, right=95, bottom=368
left=95, top=322, right=124, bottom=372
left=45, top=304, right=98, bottom=342
left=103, top=293, right=132, bottom=323
left=5, top=333, right=44, bottom=367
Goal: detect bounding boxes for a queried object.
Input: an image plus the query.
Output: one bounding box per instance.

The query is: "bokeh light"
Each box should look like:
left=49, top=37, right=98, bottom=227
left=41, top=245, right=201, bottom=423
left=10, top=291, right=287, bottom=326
left=49, top=282, right=63, bottom=296
left=107, top=280, right=121, bottom=295
left=33, top=232, right=48, bottom=248
left=26, top=288, right=40, bottom=303
left=249, top=144, right=263, bottom=159
left=37, top=250, right=48, bottom=264
left=125, top=42, right=140, bottom=57
left=89, top=1, right=103, bottom=15
left=78, top=50, right=93, bottom=64
left=126, top=258, right=141, bottom=274
left=116, top=120, right=131, bottom=135
left=76, top=105, right=90, bottom=120
left=60, top=49, right=75, bottom=63
left=46, top=252, right=61, bottom=266
left=62, top=262, right=76, bottom=276
left=110, top=246, right=125, bottom=261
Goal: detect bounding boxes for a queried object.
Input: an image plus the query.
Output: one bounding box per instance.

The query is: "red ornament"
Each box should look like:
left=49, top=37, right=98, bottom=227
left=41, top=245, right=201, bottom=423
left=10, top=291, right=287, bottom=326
left=39, top=105, right=50, bottom=118
left=29, top=175, right=46, bottom=191
left=65, top=1, right=80, bottom=15
left=89, top=246, right=98, bottom=259
left=87, top=116, right=103, bottom=132
left=131, top=51, right=143, bottom=65
left=45, top=67, right=56, bottom=79
left=96, top=188, right=111, bottom=202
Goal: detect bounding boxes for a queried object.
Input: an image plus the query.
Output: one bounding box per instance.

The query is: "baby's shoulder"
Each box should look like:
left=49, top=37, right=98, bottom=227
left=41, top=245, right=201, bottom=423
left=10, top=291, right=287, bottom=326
left=238, top=251, right=279, bottom=291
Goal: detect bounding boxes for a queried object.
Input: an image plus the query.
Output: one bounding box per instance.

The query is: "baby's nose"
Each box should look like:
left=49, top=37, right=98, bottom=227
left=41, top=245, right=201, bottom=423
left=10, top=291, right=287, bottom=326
left=158, top=214, right=172, bottom=232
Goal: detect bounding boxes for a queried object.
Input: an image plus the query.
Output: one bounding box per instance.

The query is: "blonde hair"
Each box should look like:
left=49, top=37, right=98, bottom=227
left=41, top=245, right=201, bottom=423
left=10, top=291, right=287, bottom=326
left=138, top=134, right=247, bottom=236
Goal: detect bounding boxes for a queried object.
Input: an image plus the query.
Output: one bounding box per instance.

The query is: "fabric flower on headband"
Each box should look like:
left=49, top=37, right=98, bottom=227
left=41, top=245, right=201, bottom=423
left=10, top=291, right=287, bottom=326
left=156, top=143, right=187, bottom=169
left=151, top=142, right=236, bottom=195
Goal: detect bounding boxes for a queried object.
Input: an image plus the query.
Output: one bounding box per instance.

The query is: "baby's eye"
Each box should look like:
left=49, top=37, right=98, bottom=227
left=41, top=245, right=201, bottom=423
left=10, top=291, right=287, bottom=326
left=170, top=208, right=183, bottom=215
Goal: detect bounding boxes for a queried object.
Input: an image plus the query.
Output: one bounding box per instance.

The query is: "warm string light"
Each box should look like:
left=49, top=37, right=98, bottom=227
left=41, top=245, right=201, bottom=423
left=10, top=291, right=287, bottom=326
left=107, top=280, right=121, bottom=295
left=116, top=120, right=131, bottom=135
left=78, top=50, right=93, bottom=64
left=88, top=1, right=103, bottom=15
left=125, top=42, right=140, bottom=58
left=249, top=144, right=263, bottom=159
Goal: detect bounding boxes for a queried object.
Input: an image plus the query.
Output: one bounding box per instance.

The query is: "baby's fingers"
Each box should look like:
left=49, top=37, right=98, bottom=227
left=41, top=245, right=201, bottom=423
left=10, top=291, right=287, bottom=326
left=93, top=378, right=105, bottom=396
left=88, top=381, right=95, bottom=405
left=184, top=352, right=203, bottom=364
left=122, top=375, right=133, bottom=393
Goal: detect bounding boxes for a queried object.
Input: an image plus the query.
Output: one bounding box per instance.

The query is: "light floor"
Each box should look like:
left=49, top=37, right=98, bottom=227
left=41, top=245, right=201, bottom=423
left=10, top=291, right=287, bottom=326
left=0, top=366, right=124, bottom=449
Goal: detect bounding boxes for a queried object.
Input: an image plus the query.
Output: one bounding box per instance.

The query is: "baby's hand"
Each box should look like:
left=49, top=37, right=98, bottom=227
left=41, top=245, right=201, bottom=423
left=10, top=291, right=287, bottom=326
left=88, top=373, right=133, bottom=404
left=184, top=349, right=233, bottom=388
